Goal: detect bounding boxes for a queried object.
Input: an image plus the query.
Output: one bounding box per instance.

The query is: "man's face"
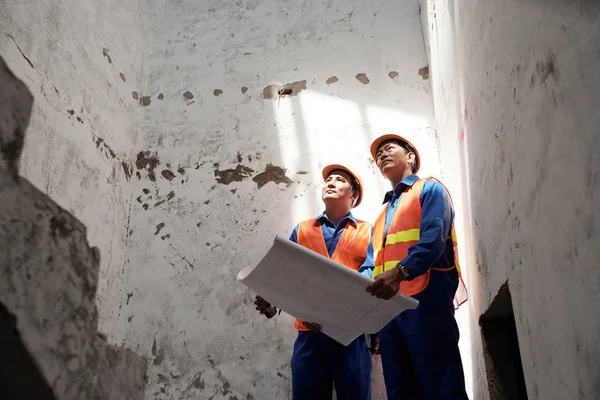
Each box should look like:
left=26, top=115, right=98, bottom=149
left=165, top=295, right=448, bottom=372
left=375, top=140, right=414, bottom=179
left=321, top=170, right=357, bottom=206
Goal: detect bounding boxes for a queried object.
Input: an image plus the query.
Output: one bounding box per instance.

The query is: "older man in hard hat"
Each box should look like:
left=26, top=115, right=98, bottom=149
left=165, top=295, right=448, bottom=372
left=254, top=164, right=374, bottom=400
left=365, top=134, right=469, bottom=400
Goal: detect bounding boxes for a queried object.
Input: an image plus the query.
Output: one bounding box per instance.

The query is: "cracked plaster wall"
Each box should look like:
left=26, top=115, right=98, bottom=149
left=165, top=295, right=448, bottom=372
left=0, top=0, right=155, bottom=338
left=422, top=0, right=600, bottom=399
left=0, top=56, right=146, bottom=400
left=118, top=0, right=439, bottom=398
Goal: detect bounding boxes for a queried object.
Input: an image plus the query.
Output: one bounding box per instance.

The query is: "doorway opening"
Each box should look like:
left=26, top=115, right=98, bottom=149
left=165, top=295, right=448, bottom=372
left=479, top=282, right=528, bottom=400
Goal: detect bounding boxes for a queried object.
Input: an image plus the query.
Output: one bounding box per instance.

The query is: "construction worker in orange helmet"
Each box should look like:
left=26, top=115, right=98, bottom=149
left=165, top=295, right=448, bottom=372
left=365, top=134, right=469, bottom=400
left=254, top=164, right=374, bottom=400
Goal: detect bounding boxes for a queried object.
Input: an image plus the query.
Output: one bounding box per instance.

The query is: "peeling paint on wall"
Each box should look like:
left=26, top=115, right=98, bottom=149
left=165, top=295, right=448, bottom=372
left=263, top=80, right=307, bottom=99
left=214, top=164, right=254, bottom=184
left=136, top=151, right=159, bottom=182
left=253, top=164, right=293, bottom=189
left=102, top=47, right=112, bottom=64
left=355, top=73, right=370, bottom=84
left=161, top=169, right=176, bottom=181
left=140, top=96, right=152, bottom=106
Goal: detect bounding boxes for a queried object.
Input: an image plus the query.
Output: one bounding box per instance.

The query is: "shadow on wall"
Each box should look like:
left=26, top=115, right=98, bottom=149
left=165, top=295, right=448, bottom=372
left=0, top=302, right=57, bottom=400
left=0, top=57, right=146, bottom=400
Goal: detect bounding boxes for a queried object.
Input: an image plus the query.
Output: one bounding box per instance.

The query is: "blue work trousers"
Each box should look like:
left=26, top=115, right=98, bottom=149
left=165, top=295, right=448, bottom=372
left=291, top=331, right=372, bottom=400
left=378, top=305, right=468, bottom=400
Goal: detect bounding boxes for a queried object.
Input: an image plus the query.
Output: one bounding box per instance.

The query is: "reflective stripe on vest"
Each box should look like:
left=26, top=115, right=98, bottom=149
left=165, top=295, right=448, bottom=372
left=372, top=177, right=468, bottom=308
left=294, top=218, right=371, bottom=330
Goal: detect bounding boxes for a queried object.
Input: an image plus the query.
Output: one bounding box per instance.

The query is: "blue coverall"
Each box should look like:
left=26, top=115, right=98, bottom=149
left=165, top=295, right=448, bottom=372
left=288, top=212, right=373, bottom=400
left=377, top=175, right=468, bottom=400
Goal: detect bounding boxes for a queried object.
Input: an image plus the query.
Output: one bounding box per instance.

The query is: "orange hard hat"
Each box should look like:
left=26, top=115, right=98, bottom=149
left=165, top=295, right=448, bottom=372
left=321, top=164, right=364, bottom=208
left=370, top=134, right=421, bottom=174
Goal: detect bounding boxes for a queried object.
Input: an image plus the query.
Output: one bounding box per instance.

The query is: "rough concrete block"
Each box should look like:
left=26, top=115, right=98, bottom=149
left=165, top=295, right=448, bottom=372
left=0, top=56, right=32, bottom=179
left=0, top=56, right=146, bottom=400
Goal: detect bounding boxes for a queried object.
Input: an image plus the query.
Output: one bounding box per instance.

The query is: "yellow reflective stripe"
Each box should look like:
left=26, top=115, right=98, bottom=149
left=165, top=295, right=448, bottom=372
left=384, top=260, right=398, bottom=270
left=372, top=261, right=401, bottom=278
left=451, top=230, right=457, bottom=243
left=385, top=229, right=420, bottom=245
left=455, top=260, right=461, bottom=274
left=373, top=265, right=383, bottom=277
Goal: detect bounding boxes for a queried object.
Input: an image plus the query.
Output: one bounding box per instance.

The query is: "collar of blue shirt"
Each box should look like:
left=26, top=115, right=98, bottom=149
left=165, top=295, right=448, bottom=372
left=314, top=211, right=357, bottom=227
left=383, top=174, right=420, bottom=204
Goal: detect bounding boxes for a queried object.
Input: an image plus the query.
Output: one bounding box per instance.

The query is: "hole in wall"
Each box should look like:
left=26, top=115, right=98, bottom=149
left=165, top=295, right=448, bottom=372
left=479, top=281, right=528, bottom=400
left=0, top=301, right=57, bottom=399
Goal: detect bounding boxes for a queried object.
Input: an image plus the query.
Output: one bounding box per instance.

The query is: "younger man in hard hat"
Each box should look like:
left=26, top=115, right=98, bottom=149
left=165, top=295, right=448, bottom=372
left=365, top=134, right=468, bottom=400
left=254, top=164, right=373, bottom=400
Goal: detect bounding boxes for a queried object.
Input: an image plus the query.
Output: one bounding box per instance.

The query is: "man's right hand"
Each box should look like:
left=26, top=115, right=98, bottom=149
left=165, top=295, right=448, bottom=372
left=254, top=296, right=276, bottom=318
left=302, top=322, right=322, bottom=333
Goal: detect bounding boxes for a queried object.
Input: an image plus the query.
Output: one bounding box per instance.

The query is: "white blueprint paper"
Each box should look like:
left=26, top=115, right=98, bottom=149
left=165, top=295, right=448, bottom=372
left=237, top=236, right=419, bottom=346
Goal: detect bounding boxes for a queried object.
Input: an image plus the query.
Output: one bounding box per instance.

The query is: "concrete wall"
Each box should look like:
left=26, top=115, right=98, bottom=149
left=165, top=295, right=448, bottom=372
left=0, top=56, right=146, bottom=400
left=422, top=0, right=600, bottom=398
left=0, top=0, right=154, bottom=337
left=118, top=0, right=437, bottom=397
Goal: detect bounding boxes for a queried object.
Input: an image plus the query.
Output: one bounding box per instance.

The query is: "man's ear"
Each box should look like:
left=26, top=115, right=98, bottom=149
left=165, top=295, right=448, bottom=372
left=350, top=189, right=359, bottom=205
left=407, top=151, right=416, bottom=164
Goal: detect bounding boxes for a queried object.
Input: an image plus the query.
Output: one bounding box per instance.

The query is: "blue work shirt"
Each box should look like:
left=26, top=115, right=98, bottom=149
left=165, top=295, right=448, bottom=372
left=383, top=175, right=459, bottom=309
left=289, top=212, right=374, bottom=278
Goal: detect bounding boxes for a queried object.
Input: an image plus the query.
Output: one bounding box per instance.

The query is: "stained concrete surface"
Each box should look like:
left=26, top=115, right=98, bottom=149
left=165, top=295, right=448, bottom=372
left=422, top=0, right=600, bottom=398
left=0, top=0, right=154, bottom=339
left=118, top=0, right=436, bottom=398
left=0, top=56, right=146, bottom=399
left=4, top=0, right=598, bottom=398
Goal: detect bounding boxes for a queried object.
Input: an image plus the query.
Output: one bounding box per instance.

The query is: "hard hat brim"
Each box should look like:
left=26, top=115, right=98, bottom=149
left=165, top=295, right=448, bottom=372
left=370, top=134, right=421, bottom=174
left=322, top=164, right=364, bottom=208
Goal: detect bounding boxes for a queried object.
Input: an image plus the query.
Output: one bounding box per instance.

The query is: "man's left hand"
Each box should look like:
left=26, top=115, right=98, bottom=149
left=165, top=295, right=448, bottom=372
left=366, top=267, right=403, bottom=300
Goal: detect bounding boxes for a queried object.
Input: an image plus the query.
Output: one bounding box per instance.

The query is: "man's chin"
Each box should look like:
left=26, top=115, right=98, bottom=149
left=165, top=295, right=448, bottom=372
left=379, top=164, right=395, bottom=176
left=322, top=196, right=347, bottom=205
left=381, top=166, right=402, bottom=181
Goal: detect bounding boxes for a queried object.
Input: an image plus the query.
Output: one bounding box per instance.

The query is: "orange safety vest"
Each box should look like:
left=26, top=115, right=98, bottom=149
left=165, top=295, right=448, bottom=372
left=372, top=177, right=468, bottom=309
left=294, top=218, right=372, bottom=330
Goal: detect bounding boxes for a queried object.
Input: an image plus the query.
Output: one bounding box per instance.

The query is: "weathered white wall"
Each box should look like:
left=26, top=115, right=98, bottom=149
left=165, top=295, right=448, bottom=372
left=118, top=0, right=437, bottom=398
left=0, top=0, right=154, bottom=337
left=420, top=1, right=475, bottom=397
left=0, top=55, right=146, bottom=400
left=422, top=0, right=600, bottom=399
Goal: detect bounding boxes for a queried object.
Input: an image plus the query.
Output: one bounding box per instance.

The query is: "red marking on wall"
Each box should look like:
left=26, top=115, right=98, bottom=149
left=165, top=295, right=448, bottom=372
left=460, top=108, right=468, bottom=142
